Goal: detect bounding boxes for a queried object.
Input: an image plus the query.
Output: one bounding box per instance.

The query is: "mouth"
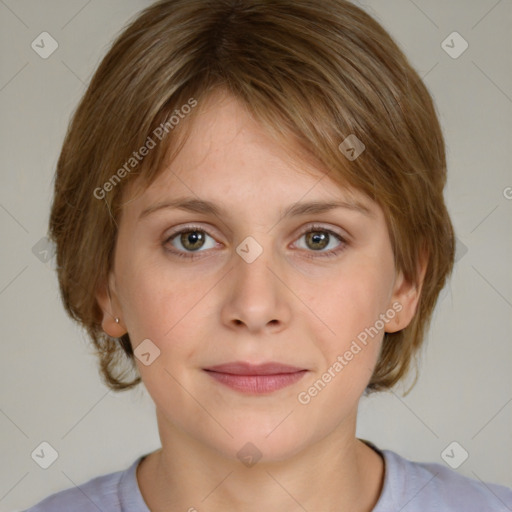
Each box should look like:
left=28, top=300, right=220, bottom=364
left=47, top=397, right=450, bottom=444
left=203, top=361, right=308, bottom=394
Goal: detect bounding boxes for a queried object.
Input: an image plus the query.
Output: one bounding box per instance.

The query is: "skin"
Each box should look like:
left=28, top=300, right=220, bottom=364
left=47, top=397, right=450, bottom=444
left=96, top=89, right=426, bottom=512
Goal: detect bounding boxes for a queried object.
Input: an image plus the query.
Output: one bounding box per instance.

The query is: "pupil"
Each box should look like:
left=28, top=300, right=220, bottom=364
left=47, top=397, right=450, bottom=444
left=309, top=231, right=328, bottom=250
left=183, top=231, right=204, bottom=250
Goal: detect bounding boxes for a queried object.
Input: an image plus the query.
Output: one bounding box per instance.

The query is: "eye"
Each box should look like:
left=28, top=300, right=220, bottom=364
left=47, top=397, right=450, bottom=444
left=294, top=225, right=348, bottom=259
left=164, top=226, right=218, bottom=259
left=163, top=224, right=348, bottom=260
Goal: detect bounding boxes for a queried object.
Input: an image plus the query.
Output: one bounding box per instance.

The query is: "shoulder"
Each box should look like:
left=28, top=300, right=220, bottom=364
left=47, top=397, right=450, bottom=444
left=375, top=448, right=512, bottom=512
left=22, top=457, right=146, bottom=512
left=23, top=470, right=124, bottom=512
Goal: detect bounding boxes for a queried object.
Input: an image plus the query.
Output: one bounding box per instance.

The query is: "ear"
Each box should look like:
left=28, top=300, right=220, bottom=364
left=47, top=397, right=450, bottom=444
left=95, top=273, right=127, bottom=338
left=385, top=248, right=428, bottom=334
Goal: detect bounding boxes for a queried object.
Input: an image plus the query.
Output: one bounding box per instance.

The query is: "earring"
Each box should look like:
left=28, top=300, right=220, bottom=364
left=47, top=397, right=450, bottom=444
left=107, top=288, right=120, bottom=325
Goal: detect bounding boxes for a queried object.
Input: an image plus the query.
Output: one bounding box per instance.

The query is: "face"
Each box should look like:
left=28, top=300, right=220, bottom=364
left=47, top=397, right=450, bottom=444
left=98, top=89, right=421, bottom=461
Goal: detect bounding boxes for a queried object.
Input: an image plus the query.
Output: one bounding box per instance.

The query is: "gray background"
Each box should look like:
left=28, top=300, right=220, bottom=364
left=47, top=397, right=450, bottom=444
left=1, top=0, right=511, bottom=510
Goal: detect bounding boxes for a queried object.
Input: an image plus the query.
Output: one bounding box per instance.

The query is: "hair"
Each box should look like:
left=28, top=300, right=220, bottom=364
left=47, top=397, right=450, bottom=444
left=49, top=0, right=455, bottom=393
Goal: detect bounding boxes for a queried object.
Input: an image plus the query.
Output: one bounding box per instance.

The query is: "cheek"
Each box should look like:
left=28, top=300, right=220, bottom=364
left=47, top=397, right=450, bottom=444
left=300, top=279, right=388, bottom=410
left=324, top=264, right=392, bottom=337
left=116, top=256, right=215, bottom=358
left=310, top=258, right=394, bottom=387
left=119, top=269, right=174, bottom=340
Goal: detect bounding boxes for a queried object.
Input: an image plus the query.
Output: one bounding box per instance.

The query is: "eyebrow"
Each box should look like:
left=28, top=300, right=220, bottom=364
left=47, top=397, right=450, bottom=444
left=138, top=196, right=374, bottom=222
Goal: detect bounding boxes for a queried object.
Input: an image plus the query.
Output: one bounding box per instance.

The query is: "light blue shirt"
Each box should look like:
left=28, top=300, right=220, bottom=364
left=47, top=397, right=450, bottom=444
left=23, top=443, right=512, bottom=511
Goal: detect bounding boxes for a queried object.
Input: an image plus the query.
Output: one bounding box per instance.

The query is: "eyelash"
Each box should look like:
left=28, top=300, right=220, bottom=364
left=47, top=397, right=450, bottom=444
left=163, top=224, right=348, bottom=261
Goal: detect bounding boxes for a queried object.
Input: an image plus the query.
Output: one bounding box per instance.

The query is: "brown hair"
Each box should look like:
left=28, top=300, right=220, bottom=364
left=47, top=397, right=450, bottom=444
left=49, top=0, right=455, bottom=392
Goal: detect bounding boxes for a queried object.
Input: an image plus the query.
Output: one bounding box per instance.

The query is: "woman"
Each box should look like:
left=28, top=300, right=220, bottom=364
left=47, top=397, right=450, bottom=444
left=24, top=0, right=512, bottom=510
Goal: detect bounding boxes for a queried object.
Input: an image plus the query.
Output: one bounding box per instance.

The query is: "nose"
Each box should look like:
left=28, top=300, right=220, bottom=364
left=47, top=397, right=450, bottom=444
left=220, top=238, right=292, bottom=334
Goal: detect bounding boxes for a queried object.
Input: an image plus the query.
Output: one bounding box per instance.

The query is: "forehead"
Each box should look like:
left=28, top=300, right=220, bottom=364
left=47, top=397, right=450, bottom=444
left=123, top=90, right=377, bottom=218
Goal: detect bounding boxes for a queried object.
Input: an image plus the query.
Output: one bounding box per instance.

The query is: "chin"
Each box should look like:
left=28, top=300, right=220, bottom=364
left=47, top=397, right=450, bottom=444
left=204, top=420, right=312, bottom=465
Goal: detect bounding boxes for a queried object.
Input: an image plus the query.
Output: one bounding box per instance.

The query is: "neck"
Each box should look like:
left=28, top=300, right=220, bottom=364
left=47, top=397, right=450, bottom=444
left=137, top=413, right=384, bottom=512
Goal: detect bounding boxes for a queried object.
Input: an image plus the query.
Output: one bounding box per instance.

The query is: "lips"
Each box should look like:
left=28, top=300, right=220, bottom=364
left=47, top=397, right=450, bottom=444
left=203, top=361, right=305, bottom=375
left=203, top=361, right=308, bottom=394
